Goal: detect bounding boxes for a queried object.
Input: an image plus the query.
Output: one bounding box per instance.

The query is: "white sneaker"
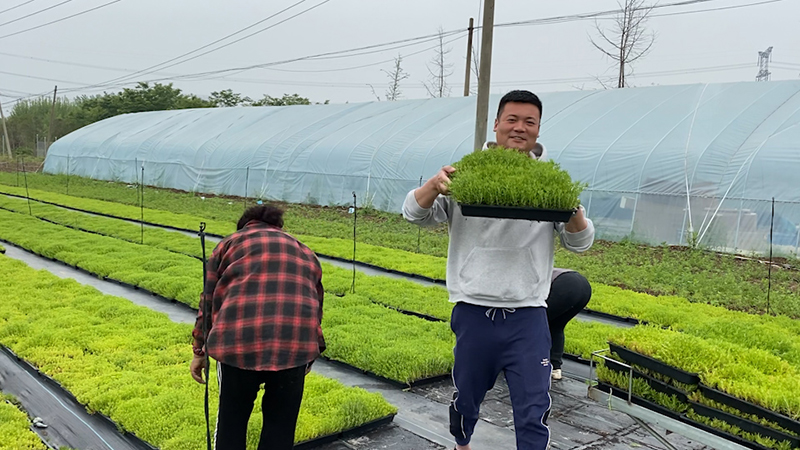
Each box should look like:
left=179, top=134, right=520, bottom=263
left=551, top=369, right=562, bottom=380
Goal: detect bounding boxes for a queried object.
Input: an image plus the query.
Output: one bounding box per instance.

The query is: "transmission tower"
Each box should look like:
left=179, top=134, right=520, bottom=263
left=756, top=46, right=773, bottom=82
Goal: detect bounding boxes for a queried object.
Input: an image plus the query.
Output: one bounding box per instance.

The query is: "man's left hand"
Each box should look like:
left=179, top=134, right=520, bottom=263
left=565, top=206, right=588, bottom=233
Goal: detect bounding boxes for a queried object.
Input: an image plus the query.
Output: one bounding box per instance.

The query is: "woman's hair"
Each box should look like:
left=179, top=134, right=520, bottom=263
left=236, top=204, right=285, bottom=230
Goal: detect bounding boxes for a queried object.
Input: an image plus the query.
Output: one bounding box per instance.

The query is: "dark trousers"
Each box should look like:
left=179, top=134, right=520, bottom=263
left=214, top=362, right=305, bottom=450
left=546, top=271, right=592, bottom=369
left=449, top=303, right=552, bottom=449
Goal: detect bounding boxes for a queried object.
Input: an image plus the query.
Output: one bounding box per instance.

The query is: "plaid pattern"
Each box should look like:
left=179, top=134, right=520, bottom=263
left=192, top=221, right=325, bottom=371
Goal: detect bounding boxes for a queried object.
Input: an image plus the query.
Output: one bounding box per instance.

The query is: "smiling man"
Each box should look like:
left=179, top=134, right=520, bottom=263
left=402, top=90, right=595, bottom=450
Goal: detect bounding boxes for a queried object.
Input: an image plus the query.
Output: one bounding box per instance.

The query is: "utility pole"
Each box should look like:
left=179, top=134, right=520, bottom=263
left=47, top=85, right=57, bottom=150
left=756, top=46, right=773, bottom=82
left=0, top=94, right=11, bottom=157
left=473, top=0, right=495, bottom=152
left=463, top=18, right=475, bottom=97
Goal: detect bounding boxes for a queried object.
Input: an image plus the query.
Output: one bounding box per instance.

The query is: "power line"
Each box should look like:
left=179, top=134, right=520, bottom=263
left=0, top=0, right=123, bottom=41
left=0, top=0, right=38, bottom=16
left=86, top=0, right=315, bottom=91
left=0, top=0, right=73, bottom=28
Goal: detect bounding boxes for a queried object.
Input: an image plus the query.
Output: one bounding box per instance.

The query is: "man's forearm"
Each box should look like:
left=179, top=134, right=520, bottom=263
left=414, top=182, right=441, bottom=209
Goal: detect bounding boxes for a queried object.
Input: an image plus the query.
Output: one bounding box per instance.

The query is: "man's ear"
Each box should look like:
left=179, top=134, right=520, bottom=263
left=493, top=118, right=499, bottom=132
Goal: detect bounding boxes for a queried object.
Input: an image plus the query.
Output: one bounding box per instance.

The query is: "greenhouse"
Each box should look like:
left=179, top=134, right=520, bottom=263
left=44, top=80, right=800, bottom=256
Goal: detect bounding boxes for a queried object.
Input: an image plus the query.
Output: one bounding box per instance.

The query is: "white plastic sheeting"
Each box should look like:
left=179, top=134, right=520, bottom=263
left=44, top=81, right=800, bottom=256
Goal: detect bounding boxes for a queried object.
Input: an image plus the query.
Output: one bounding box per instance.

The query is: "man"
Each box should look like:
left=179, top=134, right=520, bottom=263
left=190, top=204, right=325, bottom=450
left=403, top=90, right=594, bottom=450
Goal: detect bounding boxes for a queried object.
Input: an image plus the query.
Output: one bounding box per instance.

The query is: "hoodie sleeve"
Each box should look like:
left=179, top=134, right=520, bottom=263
left=402, top=189, right=451, bottom=227
left=555, top=210, right=595, bottom=253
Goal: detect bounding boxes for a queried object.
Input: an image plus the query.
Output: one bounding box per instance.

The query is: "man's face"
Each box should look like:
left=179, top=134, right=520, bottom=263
left=493, top=102, right=541, bottom=154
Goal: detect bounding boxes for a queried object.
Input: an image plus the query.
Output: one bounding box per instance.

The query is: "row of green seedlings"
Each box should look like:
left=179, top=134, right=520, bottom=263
left=0, top=254, right=397, bottom=450
left=0, top=393, right=47, bottom=450
left=5, top=195, right=800, bottom=372
left=0, top=207, right=454, bottom=385
left=1, top=182, right=797, bottom=319
left=0, top=171, right=451, bottom=257
left=5, top=198, right=800, bottom=388
left=598, top=325, right=800, bottom=450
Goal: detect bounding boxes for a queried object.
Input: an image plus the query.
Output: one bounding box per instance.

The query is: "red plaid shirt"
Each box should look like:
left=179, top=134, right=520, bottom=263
left=192, top=221, right=325, bottom=371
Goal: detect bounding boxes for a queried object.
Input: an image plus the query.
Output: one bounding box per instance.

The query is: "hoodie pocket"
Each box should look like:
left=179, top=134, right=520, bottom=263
left=458, top=247, right=540, bottom=301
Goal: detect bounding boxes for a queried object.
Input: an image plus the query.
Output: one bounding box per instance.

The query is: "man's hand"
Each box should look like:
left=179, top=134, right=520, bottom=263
left=190, top=355, right=207, bottom=384
left=565, top=205, right=588, bottom=233
left=305, top=361, right=313, bottom=375
left=414, top=166, right=456, bottom=209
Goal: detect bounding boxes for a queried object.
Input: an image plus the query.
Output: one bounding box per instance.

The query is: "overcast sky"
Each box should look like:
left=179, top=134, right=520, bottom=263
left=1, top=0, right=798, bottom=111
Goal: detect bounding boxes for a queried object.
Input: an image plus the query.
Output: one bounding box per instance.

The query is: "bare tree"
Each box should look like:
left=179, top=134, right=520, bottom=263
left=590, top=0, right=655, bottom=88
left=469, top=44, right=480, bottom=96
left=423, top=27, right=454, bottom=98
left=384, top=54, right=410, bottom=101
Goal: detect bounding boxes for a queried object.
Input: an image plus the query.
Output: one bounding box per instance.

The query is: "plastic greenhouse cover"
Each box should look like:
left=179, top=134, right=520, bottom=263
left=44, top=80, right=800, bottom=256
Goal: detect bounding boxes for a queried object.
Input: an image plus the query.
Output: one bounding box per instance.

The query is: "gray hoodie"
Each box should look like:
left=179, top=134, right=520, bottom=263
left=402, top=142, right=594, bottom=309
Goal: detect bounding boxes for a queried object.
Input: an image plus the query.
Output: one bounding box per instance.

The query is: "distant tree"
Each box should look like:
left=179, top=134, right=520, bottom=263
left=423, top=27, right=453, bottom=98
left=209, top=89, right=253, bottom=107
left=252, top=93, right=317, bottom=106
left=384, top=54, right=410, bottom=101
left=590, top=0, right=655, bottom=88
left=5, top=96, right=82, bottom=153
left=73, top=82, right=212, bottom=125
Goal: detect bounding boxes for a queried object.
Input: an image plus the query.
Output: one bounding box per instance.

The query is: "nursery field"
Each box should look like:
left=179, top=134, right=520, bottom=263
left=2, top=171, right=800, bottom=449
left=1, top=172, right=798, bottom=318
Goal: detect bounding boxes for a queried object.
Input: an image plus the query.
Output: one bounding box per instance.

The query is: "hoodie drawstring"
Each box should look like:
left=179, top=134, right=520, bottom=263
left=485, top=307, right=516, bottom=321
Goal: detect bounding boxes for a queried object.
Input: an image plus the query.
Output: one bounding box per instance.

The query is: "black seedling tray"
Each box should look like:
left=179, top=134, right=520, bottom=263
left=604, top=359, right=689, bottom=403
left=459, top=204, right=576, bottom=222
left=690, top=401, right=800, bottom=448
left=609, top=343, right=700, bottom=386
left=698, top=384, right=800, bottom=436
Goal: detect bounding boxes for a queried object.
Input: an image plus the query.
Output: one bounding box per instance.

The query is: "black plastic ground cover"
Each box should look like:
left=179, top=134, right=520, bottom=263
left=582, top=308, right=642, bottom=325
left=563, top=353, right=592, bottom=365
left=604, top=358, right=689, bottom=403
left=699, top=384, right=800, bottom=437
left=1, top=346, right=159, bottom=450
left=609, top=343, right=700, bottom=386
left=459, top=204, right=576, bottom=222
left=320, top=357, right=451, bottom=389
left=689, top=401, right=800, bottom=448
left=595, top=381, right=685, bottom=422
left=293, top=415, right=396, bottom=450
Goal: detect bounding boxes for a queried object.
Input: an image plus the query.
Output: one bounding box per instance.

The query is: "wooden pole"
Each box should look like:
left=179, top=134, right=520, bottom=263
left=47, top=86, right=58, bottom=150
left=473, top=0, right=495, bottom=152
left=463, top=18, right=475, bottom=97
left=0, top=94, right=12, bottom=157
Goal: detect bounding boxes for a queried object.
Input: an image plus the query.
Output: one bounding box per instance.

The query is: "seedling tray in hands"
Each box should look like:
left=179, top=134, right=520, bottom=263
left=459, top=204, right=576, bottom=222
left=609, top=343, right=700, bottom=386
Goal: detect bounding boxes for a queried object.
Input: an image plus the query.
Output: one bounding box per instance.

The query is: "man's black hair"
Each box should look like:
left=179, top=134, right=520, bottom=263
left=237, top=204, right=285, bottom=230
left=496, top=90, right=543, bottom=119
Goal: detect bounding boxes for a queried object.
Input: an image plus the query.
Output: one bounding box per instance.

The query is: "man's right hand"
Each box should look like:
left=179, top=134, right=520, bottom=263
left=414, top=166, right=456, bottom=209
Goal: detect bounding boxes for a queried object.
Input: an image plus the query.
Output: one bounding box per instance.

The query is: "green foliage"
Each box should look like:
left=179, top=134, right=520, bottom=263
left=610, top=326, right=800, bottom=420
left=0, top=394, right=46, bottom=449
left=5, top=96, right=83, bottom=153
left=685, top=411, right=793, bottom=450
left=0, top=207, right=452, bottom=383
left=0, top=254, right=396, bottom=448
left=208, top=89, right=253, bottom=107
left=449, top=147, right=585, bottom=209
left=251, top=93, right=321, bottom=106
left=72, top=82, right=212, bottom=125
